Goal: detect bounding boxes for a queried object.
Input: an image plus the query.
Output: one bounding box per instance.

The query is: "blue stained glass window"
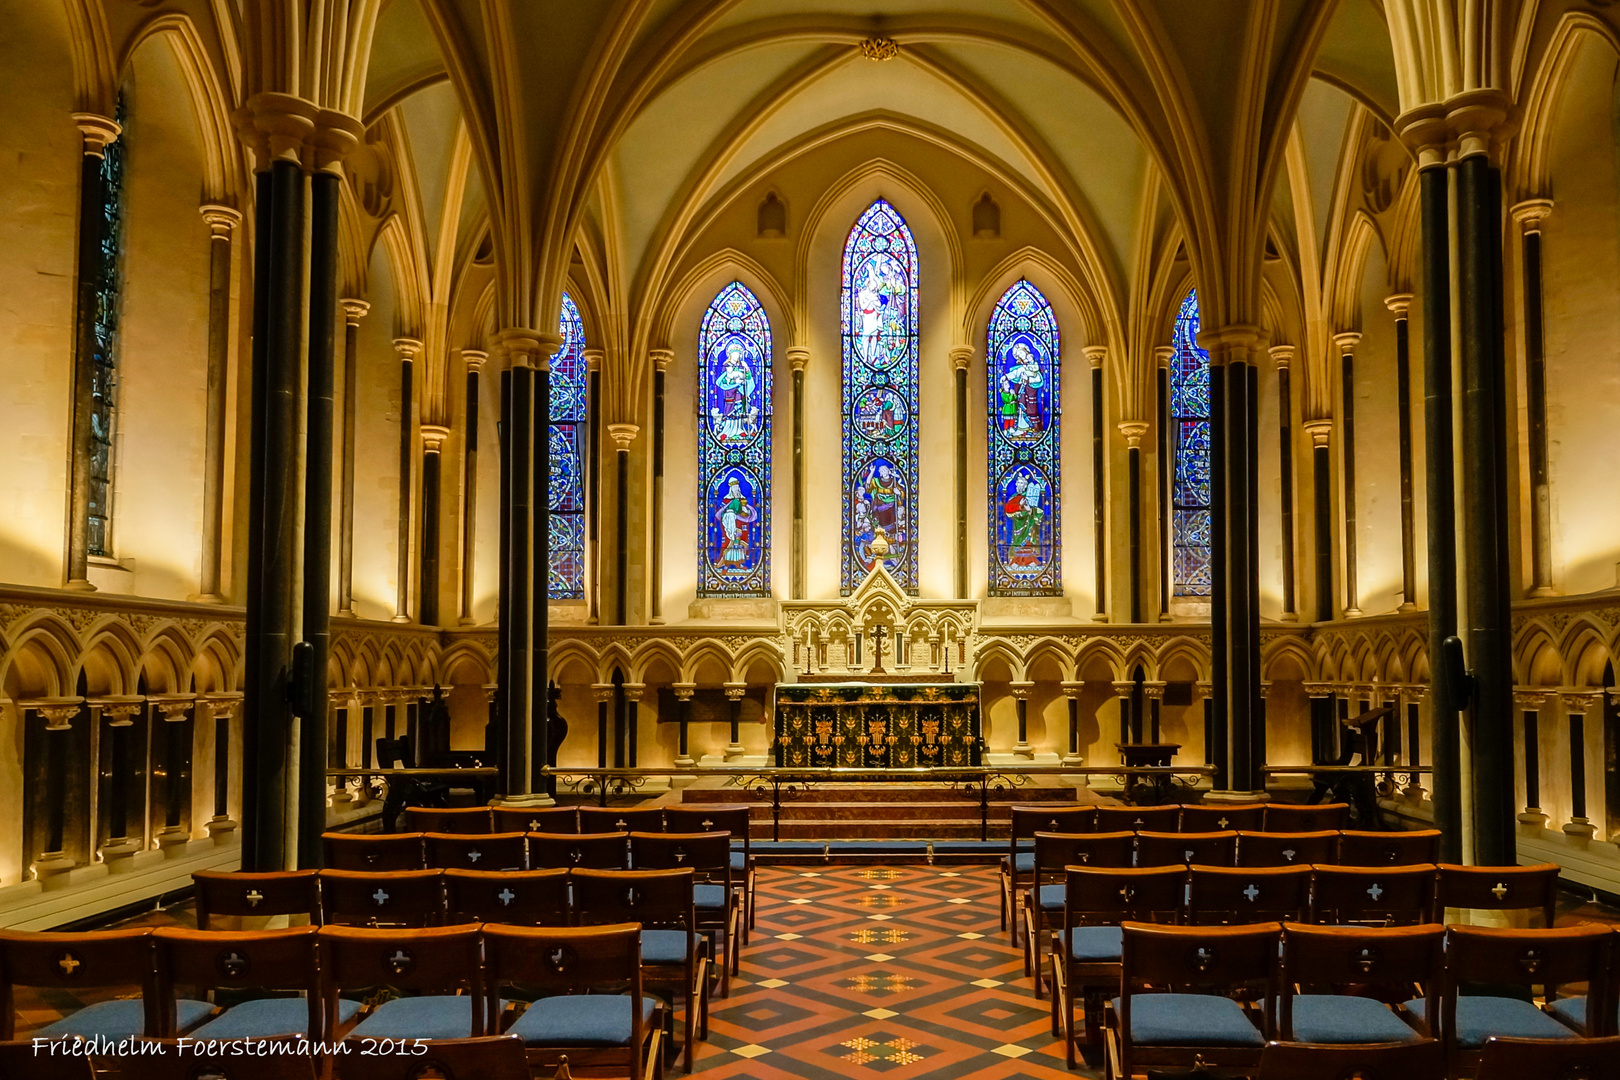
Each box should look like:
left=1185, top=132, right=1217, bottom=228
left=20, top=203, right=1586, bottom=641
left=87, top=92, right=126, bottom=558
left=841, top=199, right=919, bottom=594
left=698, top=281, right=772, bottom=595
left=1171, top=290, right=1212, bottom=596
left=547, top=292, right=587, bottom=599
left=987, top=280, right=1060, bottom=595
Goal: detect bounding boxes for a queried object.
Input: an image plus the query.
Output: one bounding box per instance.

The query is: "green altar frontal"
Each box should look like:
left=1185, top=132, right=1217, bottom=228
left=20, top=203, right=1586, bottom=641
left=773, top=682, right=981, bottom=770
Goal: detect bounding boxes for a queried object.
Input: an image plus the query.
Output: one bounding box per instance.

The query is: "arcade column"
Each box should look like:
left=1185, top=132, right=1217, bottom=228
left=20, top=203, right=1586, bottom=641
left=1059, top=681, right=1084, bottom=765
left=1009, top=681, right=1035, bottom=758
left=724, top=682, right=748, bottom=761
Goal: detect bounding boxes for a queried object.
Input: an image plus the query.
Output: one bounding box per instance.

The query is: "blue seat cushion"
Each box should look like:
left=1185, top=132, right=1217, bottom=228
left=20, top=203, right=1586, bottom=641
left=508, top=994, right=659, bottom=1047
left=1111, top=994, right=1265, bottom=1048
left=1037, top=884, right=1066, bottom=911
left=36, top=997, right=213, bottom=1040
left=729, top=851, right=747, bottom=872
left=190, top=996, right=362, bottom=1040
left=930, top=841, right=1002, bottom=854
left=641, top=929, right=695, bottom=965
left=1001, top=852, right=1037, bottom=872
left=1055, top=926, right=1124, bottom=963
left=1406, top=996, right=1580, bottom=1049
left=1545, top=995, right=1611, bottom=1033
left=750, top=841, right=824, bottom=853
left=349, top=995, right=477, bottom=1041
left=825, top=841, right=928, bottom=853
left=1289, top=995, right=1421, bottom=1044
left=694, top=884, right=726, bottom=911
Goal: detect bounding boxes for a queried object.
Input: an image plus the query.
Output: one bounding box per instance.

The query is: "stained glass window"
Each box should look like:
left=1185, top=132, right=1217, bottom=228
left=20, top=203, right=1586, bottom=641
left=697, top=282, right=772, bottom=595
left=987, top=280, right=1060, bottom=595
left=1170, top=290, right=1212, bottom=596
left=841, top=199, right=919, bottom=593
left=547, top=292, right=587, bottom=599
left=87, top=92, right=126, bottom=558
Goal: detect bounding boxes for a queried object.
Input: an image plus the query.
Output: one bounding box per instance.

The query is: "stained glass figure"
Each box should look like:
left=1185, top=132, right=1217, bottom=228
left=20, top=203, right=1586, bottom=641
left=547, top=292, right=587, bottom=599
left=841, top=199, right=919, bottom=593
left=1171, top=290, right=1212, bottom=596
left=87, top=92, right=126, bottom=557
left=986, top=280, right=1060, bottom=594
left=698, top=281, right=772, bottom=595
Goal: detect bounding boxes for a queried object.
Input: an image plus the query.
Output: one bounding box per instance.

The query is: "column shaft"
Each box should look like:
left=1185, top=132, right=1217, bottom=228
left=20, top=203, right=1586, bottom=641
left=460, top=363, right=480, bottom=622
left=1312, top=436, right=1333, bottom=622
left=394, top=353, right=415, bottom=621
left=197, top=209, right=236, bottom=599
left=531, top=368, right=551, bottom=791
left=337, top=307, right=362, bottom=614
left=1091, top=365, right=1107, bottom=617
left=495, top=369, right=513, bottom=787
left=67, top=142, right=108, bottom=587
left=1209, top=360, right=1229, bottom=786
left=1126, top=438, right=1142, bottom=622
left=651, top=366, right=666, bottom=621
left=588, top=366, right=602, bottom=621
left=1277, top=362, right=1297, bottom=618
left=503, top=366, right=532, bottom=797
left=1340, top=346, right=1360, bottom=615
left=792, top=366, right=806, bottom=598
left=955, top=362, right=968, bottom=597
left=615, top=442, right=630, bottom=625
left=1394, top=311, right=1418, bottom=607
left=420, top=445, right=441, bottom=625
left=1522, top=222, right=1554, bottom=593
left=1157, top=367, right=1170, bottom=618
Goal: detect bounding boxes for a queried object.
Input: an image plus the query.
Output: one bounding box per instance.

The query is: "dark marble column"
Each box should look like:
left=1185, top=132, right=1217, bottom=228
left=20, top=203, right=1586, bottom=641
left=95, top=699, right=145, bottom=866
left=204, top=695, right=240, bottom=835
left=459, top=350, right=486, bottom=625
left=337, top=299, right=368, bottom=617
left=1562, top=692, right=1600, bottom=838
left=1120, top=422, right=1148, bottom=623
left=953, top=347, right=972, bottom=598
left=195, top=204, right=241, bottom=602
left=1061, top=682, right=1083, bottom=763
left=392, top=337, right=422, bottom=623
left=1085, top=347, right=1108, bottom=620
left=1154, top=346, right=1173, bottom=621
left=419, top=425, right=449, bottom=626
left=1112, top=680, right=1135, bottom=751
left=789, top=349, right=809, bottom=599
left=1270, top=345, right=1298, bottom=621
left=153, top=697, right=195, bottom=848
left=1306, top=420, right=1334, bottom=622
left=593, top=683, right=613, bottom=769
left=607, top=424, right=639, bottom=625
left=674, top=683, right=697, bottom=768
left=1010, top=681, right=1034, bottom=758
left=587, top=351, right=603, bottom=623
left=1513, top=199, right=1557, bottom=597
left=1513, top=690, right=1548, bottom=827
left=650, top=349, right=672, bottom=623
left=1334, top=331, right=1362, bottom=617
left=624, top=682, right=644, bottom=768
left=1144, top=682, right=1166, bottom=744
left=724, top=683, right=748, bottom=761
left=1386, top=295, right=1419, bottom=611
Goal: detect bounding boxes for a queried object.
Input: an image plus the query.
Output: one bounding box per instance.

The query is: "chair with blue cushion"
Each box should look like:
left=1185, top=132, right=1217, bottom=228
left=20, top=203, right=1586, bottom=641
left=495, top=806, right=578, bottom=834
left=572, top=867, right=706, bottom=1072
left=117, top=1037, right=318, bottom=1079
left=1137, top=830, right=1238, bottom=869
left=404, top=806, right=493, bottom=835
left=340, top=1035, right=531, bottom=1080
left=483, top=922, right=664, bottom=1080
left=1277, top=923, right=1442, bottom=1046
left=1187, top=864, right=1312, bottom=926
left=1476, top=1035, right=1620, bottom=1080
left=444, top=868, right=570, bottom=925
left=1263, top=802, right=1349, bottom=832
left=1095, top=804, right=1181, bottom=833
left=1237, top=830, right=1340, bottom=867
left=1437, top=862, right=1560, bottom=929
left=665, top=805, right=755, bottom=941
left=1310, top=864, right=1436, bottom=926
left=153, top=926, right=351, bottom=1044
left=529, top=830, right=628, bottom=870
left=1181, top=803, right=1266, bottom=832
left=1255, top=1038, right=1444, bottom=1080
left=0, top=1040, right=95, bottom=1079
left=322, top=832, right=426, bottom=872
left=1339, top=829, right=1442, bottom=866
left=0, top=928, right=211, bottom=1044
left=193, top=869, right=322, bottom=930
left=1003, top=805, right=1096, bottom=944
left=425, top=831, right=529, bottom=872
left=320, top=869, right=445, bottom=928
left=630, top=832, right=739, bottom=995
left=1418, top=923, right=1613, bottom=1078
left=1021, top=830, right=1134, bottom=980
left=318, top=923, right=485, bottom=1044
left=1051, top=865, right=1185, bottom=1067
left=580, top=806, right=664, bottom=835
left=1106, top=920, right=1281, bottom=1079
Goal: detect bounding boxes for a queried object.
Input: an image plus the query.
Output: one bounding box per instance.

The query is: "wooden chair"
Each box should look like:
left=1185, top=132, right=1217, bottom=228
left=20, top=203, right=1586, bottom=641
left=631, top=832, right=740, bottom=996
left=0, top=1041, right=96, bottom=1080
left=0, top=928, right=211, bottom=1042
left=1437, top=862, right=1560, bottom=928
left=1238, top=830, right=1340, bottom=867
left=1339, top=829, right=1442, bottom=866
left=1002, top=806, right=1098, bottom=944
left=1021, top=831, right=1135, bottom=985
left=1420, top=924, right=1613, bottom=1077
left=1181, top=803, right=1266, bottom=832
left=1050, top=865, right=1185, bottom=1067
left=319, top=869, right=446, bottom=927
left=1255, top=1039, right=1444, bottom=1080
left=424, top=831, right=529, bottom=872
left=322, top=832, right=426, bottom=871
left=1107, top=921, right=1281, bottom=1079
left=1277, top=923, right=1443, bottom=1046
left=1096, top=804, right=1181, bottom=832
left=1476, top=1035, right=1620, bottom=1080
left=1309, top=864, right=1436, bottom=926
left=483, top=922, right=664, bottom=1080
left=339, top=1035, right=532, bottom=1080
left=572, top=868, right=706, bottom=1072
left=1263, top=802, right=1349, bottom=832
left=116, top=1038, right=319, bottom=1080
left=665, top=805, right=755, bottom=941
left=1186, top=865, right=1312, bottom=925
left=494, top=806, right=578, bottom=834
left=193, top=869, right=321, bottom=930
left=528, top=830, right=627, bottom=870
left=153, top=926, right=338, bottom=1044
left=404, top=806, right=494, bottom=834
left=1137, top=830, right=1238, bottom=868
left=318, top=923, right=485, bottom=1043
left=444, top=868, right=570, bottom=925
left=580, top=806, right=664, bottom=834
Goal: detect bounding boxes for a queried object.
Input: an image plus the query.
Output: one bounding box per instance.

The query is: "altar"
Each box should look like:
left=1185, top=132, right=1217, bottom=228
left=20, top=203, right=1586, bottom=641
left=773, top=682, right=981, bottom=770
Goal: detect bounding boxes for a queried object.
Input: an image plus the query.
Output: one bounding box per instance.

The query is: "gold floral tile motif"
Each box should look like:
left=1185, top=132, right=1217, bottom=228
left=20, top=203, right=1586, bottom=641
left=849, top=927, right=909, bottom=944
left=856, top=893, right=906, bottom=907
left=856, top=868, right=904, bottom=880
left=838, top=972, right=918, bottom=995
left=838, top=1035, right=927, bottom=1067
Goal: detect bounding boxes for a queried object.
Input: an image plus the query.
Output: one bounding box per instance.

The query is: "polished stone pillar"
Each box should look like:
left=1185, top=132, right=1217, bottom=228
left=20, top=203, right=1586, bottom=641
left=1112, top=680, right=1135, bottom=748
left=195, top=204, right=241, bottom=602
left=96, top=699, right=144, bottom=866
left=328, top=691, right=352, bottom=806
left=592, top=683, right=613, bottom=769
left=789, top=348, right=809, bottom=599
left=1010, top=681, right=1034, bottom=758
left=650, top=349, right=672, bottom=623
left=392, top=337, right=422, bottom=623
left=952, top=347, right=972, bottom=597
left=624, top=682, right=645, bottom=768
left=203, top=694, right=240, bottom=836
left=419, top=425, right=449, bottom=625
left=336, top=299, right=368, bottom=617
left=1385, top=295, right=1419, bottom=610
left=458, top=350, right=486, bottom=624
left=1120, top=422, right=1148, bottom=622
left=1085, top=346, right=1108, bottom=620
left=1514, top=199, right=1556, bottom=596
left=1334, top=331, right=1362, bottom=616
left=724, top=682, right=748, bottom=761
left=30, top=700, right=86, bottom=876
left=531, top=358, right=552, bottom=795
left=153, top=697, right=195, bottom=847
left=1153, top=346, right=1173, bottom=620
left=608, top=424, right=638, bottom=625
left=1304, top=682, right=1333, bottom=766
left=1562, top=691, right=1600, bottom=838
left=586, top=349, right=604, bottom=623
left=1060, top=681, right=1084, bottom=764
left=673, top=682, right=697, bottom=768
left=1305, top=420, right=1334, bottom=622
left=1270, top=345, right=1298, bottom=621
left=1513, top=690, right=1548, bottom=827
left=1143, top=681, right=1166, bottom=744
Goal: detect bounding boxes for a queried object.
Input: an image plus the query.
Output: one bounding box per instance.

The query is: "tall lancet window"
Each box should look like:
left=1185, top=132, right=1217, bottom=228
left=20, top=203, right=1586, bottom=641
left=841, top=198, right=919, bottom=593
left=547, top=292, right=587, bottom=599
left=87, top=92, right=127, bottom=557
left=1170, top=290, right=1213, bottom=596
left=697, top=281, right=772, bottom=595
left=987, top=279, right=1060, bottom=594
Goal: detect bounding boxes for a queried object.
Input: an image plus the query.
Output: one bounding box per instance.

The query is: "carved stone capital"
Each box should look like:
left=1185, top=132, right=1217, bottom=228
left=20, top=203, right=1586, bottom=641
left=649, top=348, right=674, bottom=373
left=583, top=347, right=606, bottom=374
left=723, top=682, right=748, bottom=701
left=1083, top=345, right=1108, bottom=369
left=1059, top=681, right=1085, bottom=699
left=1563, top=691, right=1604, bottom=713
left=591, top=683, right=615, bottom=703
left=950, top=346, right=973, bottom=372
left=235, top=92, right=319, bottom=167
left=1513, top=689, right=1549, bottom=709
left=1008, top=681, right=1034, bottom=700
left=1332, top=330, right=1362, bottom=354
left=1111, top=681, right=1136, bottom=697
left=420, top=424, right=451, bottom=454
left=152, top=696, right=196, bottom=721
left=460, top=348, right=488, bottom=372
left=393, top=337, right=423, bottom=363
left=1395, top=102, right=1450, bottom=168
left=787, top=346, right=810, bottom=373
left=73, top=112, right=121, bottom=157
left=1196, top=324, right=1269, bottom=364
left=608, top=423, right=639, bottom=451
left=309, top=109, right=364, bottom=174
left=1141, top=681, right=1167, bottom=701
left=672, top=682, right=697, bottom=701
left=95, top=697, right=146, bottom=725
left=621, top=682, right=647, bottom=702
left=341, top=298, right=371, bottom=324
left=1446, top=87, right=1516, bottom=164
left=1512, top=198, right=1554, bottom=232
left=1384, top=293, right=1414, bottom=318
left=1118, top=421, right=1149, bottom=449
left=1303, top=419, right=1333, bottom=448
left=492, top=328, right=562, bottom=372
left=199, top=203, right=242, bottom=236
left=1268, top=344, right=1296, bottom=369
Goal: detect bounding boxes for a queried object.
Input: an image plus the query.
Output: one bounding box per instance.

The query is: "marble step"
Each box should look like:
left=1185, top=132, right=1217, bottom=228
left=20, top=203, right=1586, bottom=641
left=765, top=800, right=1040, bottom=822
left=768, top=819, right=1006, bottom=840
left=682, top=783, right=1076, bottom=805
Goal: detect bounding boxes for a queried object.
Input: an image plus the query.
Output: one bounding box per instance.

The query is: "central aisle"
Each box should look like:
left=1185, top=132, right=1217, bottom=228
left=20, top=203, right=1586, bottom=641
left=694, top=864, right=1089, bottom=1078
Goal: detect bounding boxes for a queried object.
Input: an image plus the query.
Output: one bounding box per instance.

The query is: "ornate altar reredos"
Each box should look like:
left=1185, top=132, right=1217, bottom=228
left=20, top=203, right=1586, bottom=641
left=779, top=565, right=979, bottom=682
left=775, top=682, right=981, bottom=768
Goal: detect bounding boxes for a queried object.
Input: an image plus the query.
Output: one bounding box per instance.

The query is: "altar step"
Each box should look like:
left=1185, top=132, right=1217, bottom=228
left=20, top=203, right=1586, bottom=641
left=681, top=782, right=1078, bottom=841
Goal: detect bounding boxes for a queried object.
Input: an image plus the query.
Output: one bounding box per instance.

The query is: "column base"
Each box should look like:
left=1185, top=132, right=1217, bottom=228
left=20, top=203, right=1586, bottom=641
left=1517, top=809, right=1549, bottom=827
left=1060, top=753, right=1085, bottom=766
left=156, top=827, right=191, bottom=852
left=673, top=755, right=697, bottom=768
left=723, top=743, right=746, bottom=762
left=496, top=793, right=558, bottom=808
left=1158, top=612, right=1173, bottom=623
left=62, top=578, right=96, bottom=593
left=335, top=608, right=358, bottom=619
left=1563, top=817, right=1597, bottom=839
left=390, top=614, right=411, bottom=624
left=1012, top=741, right=1034, bottom=759
left=1527, top=585, right=1560, bottom=599
left=1279, top=611, right=1299, bottom=622
left=99, top=838, right=143, bottom=870
left=187, top=592, right=227, bottom=604
left=650, top=616, right=666, bottom=625
left=1343, top=607, right=1363, bottom=618
left=206, top=816, right=239, bottom=841
left=1397, top=601, right=1418, bottom=613
left=1092, top=611, right=1108, bottom=622
left=33, top=853, right=78, bottom=883
left=1203, top=790, right=1268, bottom=804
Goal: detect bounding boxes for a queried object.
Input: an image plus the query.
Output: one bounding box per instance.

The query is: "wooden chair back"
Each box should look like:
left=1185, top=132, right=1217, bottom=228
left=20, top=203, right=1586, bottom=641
left=117, top=1039, right=319, bottom=1080
left=1033, top=831, right=1135, bottom=879
left=1237, top=830, right=1339, bottom=867
left=0, top=1040, right=96, bottom=1079
left=1009, top=805, right=1097, bottom=846
left=1339, top=829, right=1442, bottom=866
left=153, top=926, right=321, bottom=1039
left=570, top=868, right=697, bottom=934
left=1278, top=922, right=1444, bottom=1038
left=1256, top=1039, right=1444, bottom=1080
left=193, top=869, right=321, bottom=930
left=1096, top=804, right=1181, bottom=832
left=403, top=807, right=493, bottom=835
left=1263, top=802, right=1349, bottom=832
left=664, top=804, right=752, bottom=843
left=526, top=830, right=627, bottom=870
left=1437, top=863, right=1561, bottom=927
left=317, top=924, right=485, bottom=1035
left=1065, top=865, right=1186, bottom=927
left=443, top=869, right=569, bottom=926
left=322, top=832, right=426, bottom=871
left=339, top=1036, right=532, bottom=1080
left=1444, top=924, right=1614, bottom=1034
left=319, top=869, right=445, bottom=927
left=1309, top=864, right=1436, bottom=926
left=493, top=806, right=577, bottom=834
left=1476, top=1035, right=1620, bottom=1080
left=0, top=928, right=157, bottom=1040
left=1186, top=865, right=1312, bottom=925
left=480, top=923, right=645, bottom=1055
left=1180, top=803, right=1266, bottom=832
left=1137, top=830, right=1237, bottom=868
left=630, top=831, right=730, bottom=879
left=578, top=806, right=664, bottom=834
left=424, top=831, right=528, bottom=872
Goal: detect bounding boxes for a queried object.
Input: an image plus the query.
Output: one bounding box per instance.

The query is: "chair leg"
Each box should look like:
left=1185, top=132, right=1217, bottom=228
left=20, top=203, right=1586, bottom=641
left=1049, top=951, right=1062, bottom=1037
left=697, top=956, right=711, bottom=1041
left=684, top=984, right=696, bottom=1073
left=1000, top=869, right=1009, bottom=932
